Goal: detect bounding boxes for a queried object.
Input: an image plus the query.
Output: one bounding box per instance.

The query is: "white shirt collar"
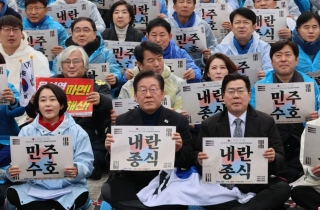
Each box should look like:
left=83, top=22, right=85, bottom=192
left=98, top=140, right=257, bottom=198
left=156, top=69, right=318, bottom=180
left=228, top=111, right=247, bottom=126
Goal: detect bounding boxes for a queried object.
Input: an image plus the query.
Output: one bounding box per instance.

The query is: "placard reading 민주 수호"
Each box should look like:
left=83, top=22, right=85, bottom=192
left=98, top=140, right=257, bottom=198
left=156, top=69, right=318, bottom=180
left=203, top=138, right=268, bottom=184
left=110, top=126, right=176, bottom=171
left=10, top=135, right=73, bottom=181
left=255, top=82, right=314, bottom=123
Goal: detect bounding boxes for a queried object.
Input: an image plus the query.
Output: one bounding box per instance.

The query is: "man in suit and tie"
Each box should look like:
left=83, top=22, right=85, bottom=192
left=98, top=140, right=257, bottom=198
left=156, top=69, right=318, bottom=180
left=195, top=73, right=290, bottom=209
left=102, top=70, right=194, bottom=210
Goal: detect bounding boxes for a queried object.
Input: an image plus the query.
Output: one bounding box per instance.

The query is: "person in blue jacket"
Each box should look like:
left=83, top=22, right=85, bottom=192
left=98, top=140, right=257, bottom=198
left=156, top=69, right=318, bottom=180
left=0, top=0, right=21, bottom=20
left=293, top=12, right=320, bottom=75
left=250, top=40, right=319, bottom=183
left=52, top=17, right=121, bottom=98
left=158, top=0, right=168, bottom=18
left=22, top=0, right=68, bottom=73
left=123, top=18, right=202, bottom=85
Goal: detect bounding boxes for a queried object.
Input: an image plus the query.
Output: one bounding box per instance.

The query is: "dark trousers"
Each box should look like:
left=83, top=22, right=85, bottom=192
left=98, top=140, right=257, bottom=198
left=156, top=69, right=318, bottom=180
left=7, top=188, right=89, bottom=210
left=291, top=185, right=320, bottom=210
left=275, top=157, right=303, bottom=183
left=101, top=182, right=187, bottom=210
left=93, top=148, right=107, bottom=166
left=204, top=179, right=291, bottom=210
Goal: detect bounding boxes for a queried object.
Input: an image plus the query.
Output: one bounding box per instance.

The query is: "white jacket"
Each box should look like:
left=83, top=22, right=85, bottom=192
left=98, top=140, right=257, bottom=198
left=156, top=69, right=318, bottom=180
left=299, top=118, right=320, bottom=193
left=51, top=0, right=106, bottom=33
left=0, top=31, right=51, bottom=91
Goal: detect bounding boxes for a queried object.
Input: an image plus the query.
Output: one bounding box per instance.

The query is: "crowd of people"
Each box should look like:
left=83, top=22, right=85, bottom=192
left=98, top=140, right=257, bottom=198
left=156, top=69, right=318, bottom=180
left=0, top=0, right=320, bottom=209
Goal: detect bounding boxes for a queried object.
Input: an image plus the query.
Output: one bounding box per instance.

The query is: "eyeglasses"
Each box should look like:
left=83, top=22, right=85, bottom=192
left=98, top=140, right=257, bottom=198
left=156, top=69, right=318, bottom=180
left=137, top=87, right=160, bottom=95
left=73, top=27, right=94, bottom=34
left=1, top=27, right=20, bottom=34
left=62, top=59, right=82, bottom=65
left=225, top=87, right=247, bottom=96
left=25, top=7, right=46, bottom=12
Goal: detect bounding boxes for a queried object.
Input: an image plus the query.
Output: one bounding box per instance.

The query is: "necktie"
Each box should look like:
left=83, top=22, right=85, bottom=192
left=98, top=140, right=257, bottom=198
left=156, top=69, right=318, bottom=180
left=233, top=118, right=242, bottom=137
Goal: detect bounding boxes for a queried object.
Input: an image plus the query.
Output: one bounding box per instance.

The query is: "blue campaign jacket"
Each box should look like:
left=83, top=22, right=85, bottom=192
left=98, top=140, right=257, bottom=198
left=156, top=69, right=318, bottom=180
left=0, top=83, right=25, bottom=145
left=295, top=45, right=320, bottom=74
left=249, top=70, right=319, bottom=113
left=123, top=39, right=202, bottom=84
left=7, top=112, right=94, bottom=209
left=159, top=0, right=168, bottom=17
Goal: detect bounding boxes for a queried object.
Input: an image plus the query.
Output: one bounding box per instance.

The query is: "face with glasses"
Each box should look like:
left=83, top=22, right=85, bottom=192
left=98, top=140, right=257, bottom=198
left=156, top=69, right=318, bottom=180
left=223, top=79, right=250, bottom=117
left=134, top=77, right=164, bottom=114
left=0, top=26, right=22, bottom=51
left=61, top=50, right=86, bottom=78
left=26, top=2, right=48, bottom=23
left=72, top=20, right=96, bottom=47
left=253, top=0, right=276, bottom=9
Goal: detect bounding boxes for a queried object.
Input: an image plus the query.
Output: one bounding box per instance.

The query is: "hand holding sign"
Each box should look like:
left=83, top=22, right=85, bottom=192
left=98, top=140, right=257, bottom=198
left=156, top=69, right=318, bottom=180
left=312, top=164, right=320, bottom=177
left=9, top=166, right=21, bottom=179
left=183, top=68, right=195, bottom=81
left=87, top=92, right=100, bottom=105
left=258, top=71, right=266, bottom=80
left=105, top=133, right=114, bottom=152
left=172, top=133, right=183, bottom=152
left=106, top=74, right=117, bottom=86
left=125, top=69, right=134, bottom=81
left=2, top=88, right=15, bottom=105
left=65, top=166, right=78, bottom=178
left=197, top=152, right=208, bottom=166
left=263, top=148, right=275, bottom=162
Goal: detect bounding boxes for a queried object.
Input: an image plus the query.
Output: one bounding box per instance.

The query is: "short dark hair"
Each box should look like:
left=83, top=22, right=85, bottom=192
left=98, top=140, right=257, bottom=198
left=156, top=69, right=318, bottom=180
left=133, top=70, right=165, bottom=93
left=147, top=18, right=171, bottom=34
left=269, top=40, right=299, bottom=60
left=173, top=0, right=196, bottom=4
left=109, top=0, right=135, bottom=26
left=25, top=0, right=47, bottom=8
left=230, top=8, right=256, bottom=25
left=0, top=15, right=23, bottom=30
left=134, top=41, right=164, bottom=64
left=221, top=73, right=251, bottom=94
left=203, top=53, right=238, bottom=81
left=71, top=17, right=97, bottom=32
left=296, top=11, right=320, bottom=29
left=0, top=53, right=5, bottom=64
left=34, top=83, right=68, bottom=117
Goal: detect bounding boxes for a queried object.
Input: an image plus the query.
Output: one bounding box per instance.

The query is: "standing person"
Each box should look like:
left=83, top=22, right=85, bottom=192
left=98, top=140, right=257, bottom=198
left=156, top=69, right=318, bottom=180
left=196, top=73, right=290, bottom=209
left=6, top=83, right=94, bottom=210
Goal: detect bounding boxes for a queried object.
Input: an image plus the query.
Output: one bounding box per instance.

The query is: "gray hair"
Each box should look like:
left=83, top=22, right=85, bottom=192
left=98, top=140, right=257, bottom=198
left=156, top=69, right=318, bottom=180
left=57, top=45, right=89, bottom=72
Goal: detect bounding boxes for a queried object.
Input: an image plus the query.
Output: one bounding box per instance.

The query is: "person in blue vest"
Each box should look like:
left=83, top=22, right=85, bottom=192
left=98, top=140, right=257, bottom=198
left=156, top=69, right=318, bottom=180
left=0, top=0, right=21, bottom=20
left=293, top=12, right=320, bottom=75
left=22, top=0, right=68, bottom=73
left=123, top=18, right=202, bottom=85
left=250, top=40, right=319, bottom=183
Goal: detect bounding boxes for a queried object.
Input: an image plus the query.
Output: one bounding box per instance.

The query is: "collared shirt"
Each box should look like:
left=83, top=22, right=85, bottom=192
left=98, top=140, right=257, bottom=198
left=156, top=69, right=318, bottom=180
left=228, top=111, right=247, bottom=137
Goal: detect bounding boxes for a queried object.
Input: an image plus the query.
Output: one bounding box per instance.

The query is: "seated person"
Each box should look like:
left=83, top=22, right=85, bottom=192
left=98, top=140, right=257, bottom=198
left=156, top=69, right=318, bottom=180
left=292, top=12, right=320, bottom=75
left=212, top=7, right=273, bottom=80
left=52, top=17, right=121, bottom=97
left=253, top=0, right=296, bottom=39
left=291, top=116, right=320, bottom=209
left=22, top=0, right=68, bottom=72
left=50, top=0, right=106, bottom=33
left=166, top=0, right=218, bottom=70
left=26, top=45, right=113, bottom=180
left=6, top=83, right=94, bottom=210
left=123, top=18, right=202, bottom=84
left=196, top=73, right=291, bottom=209
left=101, top=0, right=144, bottom=42
left=102, top=70, right=194, bottom=210
left=0, top=0, right=21, bottom=20
left=250, top=40, right=319, bottom=183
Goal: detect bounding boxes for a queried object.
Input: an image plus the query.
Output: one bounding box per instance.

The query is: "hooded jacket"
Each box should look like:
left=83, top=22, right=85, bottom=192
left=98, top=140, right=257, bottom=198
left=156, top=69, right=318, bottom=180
left=0, top=0, right=21, bottom=20
left=50, top=0, right=106, bottom=33
left=119, top=64, right=186, bottom=111
left=6, top=112, right=94, bottom=209
left=0, top=31, right=51, bottom=90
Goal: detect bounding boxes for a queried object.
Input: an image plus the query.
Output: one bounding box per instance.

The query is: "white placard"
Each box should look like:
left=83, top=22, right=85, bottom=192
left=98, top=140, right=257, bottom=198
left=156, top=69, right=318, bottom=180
left=253, top=9, right=287, bottom=43
left=25, top=29, right=59, bottom=61
left=229, top=53, right=262, bottom=86
left=303, top=125, right=320, bottom=167
left=10, top=135, right=73, bottom=181
left=110, top=126, right=176, bottom=170
left=88, top=63, right=110, bottom=82
left=203, top=137, right=268, bottom=184
left=112, top=95, right=172, bottom=116
left=171, top=26, right=207, bottom=54
left=91, top=0, right=114, bottom=9
left=181, top=81, right=224, bottom=124
left=255, top=82, right=315, bottom=123
left=0, top=64, right=9, bottom=105
left=47, top=3, right=89, bottom=34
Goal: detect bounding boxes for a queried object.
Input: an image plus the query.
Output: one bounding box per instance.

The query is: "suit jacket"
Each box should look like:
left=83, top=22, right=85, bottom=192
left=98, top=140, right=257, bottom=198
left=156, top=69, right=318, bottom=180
left=113, top=106, right=195, bottom=192
left=195, top=105, right=285, bottom=193
left=101, top=25, right=144, bottom=42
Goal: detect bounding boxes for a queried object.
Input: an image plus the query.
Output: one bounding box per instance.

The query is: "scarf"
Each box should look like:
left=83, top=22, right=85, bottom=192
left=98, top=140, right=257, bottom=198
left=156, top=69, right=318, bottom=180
left=38, top=114, right=65, bottom=132
left=26, top=15, right=48, bottom=27
left=0, top=0, right=8, bottom=18
left=233, top=36, right=253, bottom=55
left=66, top=36, right=101, bottom=57
left=292, top=29, right=320, bottom=59
left=172, top=11, right=196, bottom=28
